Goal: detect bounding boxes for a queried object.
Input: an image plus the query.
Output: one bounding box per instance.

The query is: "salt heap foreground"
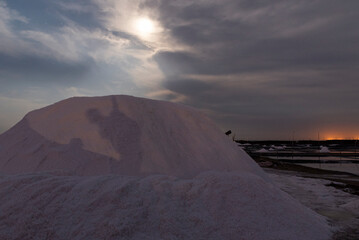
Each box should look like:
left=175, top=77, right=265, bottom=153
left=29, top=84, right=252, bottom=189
left=0, top=95, right=331, bottom=240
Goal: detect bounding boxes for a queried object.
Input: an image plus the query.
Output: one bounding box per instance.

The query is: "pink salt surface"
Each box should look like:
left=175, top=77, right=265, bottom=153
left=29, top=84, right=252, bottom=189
left=0, top=95, right=262, bottom=177
left=0, top=95, right=332, bottom=239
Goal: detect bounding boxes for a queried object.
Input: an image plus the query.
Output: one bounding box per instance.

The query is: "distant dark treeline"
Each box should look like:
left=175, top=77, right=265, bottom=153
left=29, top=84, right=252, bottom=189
left=236, top=140, right=358, bottom=145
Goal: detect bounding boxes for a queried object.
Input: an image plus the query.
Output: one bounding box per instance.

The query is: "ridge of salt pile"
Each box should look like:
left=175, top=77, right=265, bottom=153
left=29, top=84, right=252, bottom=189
left=0, top=95, right=262, bottom=177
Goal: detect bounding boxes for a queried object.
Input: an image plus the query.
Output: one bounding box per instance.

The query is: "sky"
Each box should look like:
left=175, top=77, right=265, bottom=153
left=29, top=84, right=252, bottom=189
left=0, top=0, right=358, bottom=140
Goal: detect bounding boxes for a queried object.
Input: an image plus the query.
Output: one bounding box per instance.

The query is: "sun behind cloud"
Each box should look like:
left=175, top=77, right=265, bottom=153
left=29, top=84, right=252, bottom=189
left=135, top=17, right=155, bottom=37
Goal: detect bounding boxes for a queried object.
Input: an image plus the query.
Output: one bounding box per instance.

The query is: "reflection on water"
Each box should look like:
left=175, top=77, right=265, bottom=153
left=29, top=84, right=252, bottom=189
left=266, top=156, right=359, bottom=175
left=241, top=140, right=359, bottom=175
left=300, top=163, right=359, bottom=175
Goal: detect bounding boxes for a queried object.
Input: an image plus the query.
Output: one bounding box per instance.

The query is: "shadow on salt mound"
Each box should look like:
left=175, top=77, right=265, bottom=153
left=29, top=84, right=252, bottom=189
left=86, top=97, right=143, bottom=175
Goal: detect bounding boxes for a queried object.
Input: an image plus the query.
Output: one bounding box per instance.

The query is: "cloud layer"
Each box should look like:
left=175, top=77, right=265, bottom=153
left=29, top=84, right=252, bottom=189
left=1, top=0, right=359, bottom=139
left=148, top=0, right=359, bottom=139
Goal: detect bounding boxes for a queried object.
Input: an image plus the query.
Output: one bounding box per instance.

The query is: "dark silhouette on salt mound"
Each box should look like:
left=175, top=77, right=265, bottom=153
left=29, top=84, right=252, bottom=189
left=86, top=97, right=142, bottom=175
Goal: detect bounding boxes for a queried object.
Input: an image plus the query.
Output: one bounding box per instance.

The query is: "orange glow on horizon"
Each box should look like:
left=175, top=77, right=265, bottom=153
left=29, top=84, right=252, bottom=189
left=325, top=137, right=344, bottom=140
left=321, top=132, right=359, bottom=140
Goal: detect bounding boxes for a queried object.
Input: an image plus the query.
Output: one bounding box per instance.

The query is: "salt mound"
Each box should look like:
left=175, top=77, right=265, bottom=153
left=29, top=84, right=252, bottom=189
left=257, top=148, right=269, bottom=153
left=320, top=146, right=330, bottom=153
left=0, top=95, right=332, bottom=239
left=0, top=95, right=261, bottom=177
left=0, top=172, right=331, bottom=240
left=342, top=199, right=359, bottom=212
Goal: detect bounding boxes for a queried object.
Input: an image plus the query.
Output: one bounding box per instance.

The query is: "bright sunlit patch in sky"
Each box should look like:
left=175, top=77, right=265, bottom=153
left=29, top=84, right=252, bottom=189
left=135, top=18, right=155, bottom=36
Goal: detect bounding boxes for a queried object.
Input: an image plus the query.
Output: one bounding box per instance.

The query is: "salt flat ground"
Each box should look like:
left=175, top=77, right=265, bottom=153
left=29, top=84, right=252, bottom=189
left=265, top=168, right=359, bottom=239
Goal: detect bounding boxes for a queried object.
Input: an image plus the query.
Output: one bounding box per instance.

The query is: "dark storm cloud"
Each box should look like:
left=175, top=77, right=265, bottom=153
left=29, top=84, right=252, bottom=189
left=0, top=53, right=92, bottom=80
left=154, top=20, right=359, bottom=74
left=163, top=78, right=213, bottom=95
left=150, top=0, right=359, bottom=72
left=146, top=0, right=359, bottom=138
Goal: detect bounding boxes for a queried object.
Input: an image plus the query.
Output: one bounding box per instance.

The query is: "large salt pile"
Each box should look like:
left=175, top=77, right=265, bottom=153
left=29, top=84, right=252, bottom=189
left=0, top=95, right=332, bottom=239
left=0, top=95, right=261, bottom=177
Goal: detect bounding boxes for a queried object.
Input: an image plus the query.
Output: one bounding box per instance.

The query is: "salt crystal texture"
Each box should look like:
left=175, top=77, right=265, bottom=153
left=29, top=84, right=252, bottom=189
left=0, top=172, right=331, bottom=240
left=0, top=95, right=332, bottom=239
